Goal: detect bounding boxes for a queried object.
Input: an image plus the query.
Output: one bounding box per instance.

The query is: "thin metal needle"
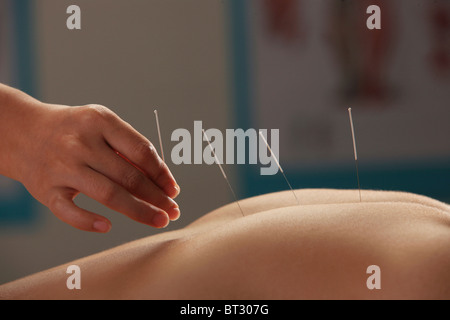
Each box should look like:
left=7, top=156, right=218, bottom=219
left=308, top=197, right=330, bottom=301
left=202, top=129, right=245, bottom=216
left=154, top=110, right=165, bottom=162
left=348, top=108, right=362, bottom=202
left=259, top=131, right=300, bottom=205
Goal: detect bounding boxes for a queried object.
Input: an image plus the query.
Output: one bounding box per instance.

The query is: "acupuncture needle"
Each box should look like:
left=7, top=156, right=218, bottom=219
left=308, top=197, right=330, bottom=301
left=202, top=129, right=245, bottom=217
left=348, top=108, right=362, bottom=202
left=154, top=109, right=165, bottom=162
left=259, top=131, right=300, bottom=205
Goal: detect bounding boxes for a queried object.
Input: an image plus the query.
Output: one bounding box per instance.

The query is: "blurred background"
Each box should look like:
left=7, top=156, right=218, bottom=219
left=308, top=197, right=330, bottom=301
left=0, top=0, right=449, bottom=285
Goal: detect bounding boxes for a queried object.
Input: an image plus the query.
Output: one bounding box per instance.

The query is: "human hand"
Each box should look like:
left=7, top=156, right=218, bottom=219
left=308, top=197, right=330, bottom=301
left=12, top=103, right=180, bottom=232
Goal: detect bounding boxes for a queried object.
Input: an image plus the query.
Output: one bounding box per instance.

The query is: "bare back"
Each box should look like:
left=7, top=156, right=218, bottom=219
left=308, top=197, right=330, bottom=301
left=1, top=189, right=449, bottom=300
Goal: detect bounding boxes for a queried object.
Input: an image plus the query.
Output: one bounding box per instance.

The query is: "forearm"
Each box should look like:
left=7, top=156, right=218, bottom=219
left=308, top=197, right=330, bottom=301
left=0, top=83, right=45, bottom=181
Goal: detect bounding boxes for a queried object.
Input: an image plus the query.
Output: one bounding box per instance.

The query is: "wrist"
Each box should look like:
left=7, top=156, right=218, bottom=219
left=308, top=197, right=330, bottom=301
left=0, top=85, right=46, bottom=182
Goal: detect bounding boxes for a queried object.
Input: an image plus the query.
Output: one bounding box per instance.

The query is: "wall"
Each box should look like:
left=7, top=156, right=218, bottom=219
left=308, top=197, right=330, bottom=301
left=0, top=0, right=235, bottom=284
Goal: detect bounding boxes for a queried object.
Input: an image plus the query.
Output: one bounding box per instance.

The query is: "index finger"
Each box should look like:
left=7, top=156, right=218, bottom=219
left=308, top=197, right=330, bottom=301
left=101, top=110, right=180, bottom=199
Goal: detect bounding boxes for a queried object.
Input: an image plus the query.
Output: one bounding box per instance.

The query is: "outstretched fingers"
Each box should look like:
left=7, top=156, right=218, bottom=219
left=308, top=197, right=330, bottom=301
left=48, top=188, right=112, bottom=233
left=89, top=144, right=180, bottom=221
left=73, top=166, right=172, bottom=228
left=100, top=111, right=180, bottom=199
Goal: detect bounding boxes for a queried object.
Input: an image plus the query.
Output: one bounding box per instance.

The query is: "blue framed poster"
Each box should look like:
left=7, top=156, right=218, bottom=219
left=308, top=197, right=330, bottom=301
left=0, top=0, right=38, bottom=224
left=228, top=0, right=450, bottom=202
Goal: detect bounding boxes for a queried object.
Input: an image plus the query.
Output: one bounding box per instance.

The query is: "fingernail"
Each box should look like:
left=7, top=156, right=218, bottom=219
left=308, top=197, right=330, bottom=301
left=152, top=212, right=169, bottom=228
left=168, top=194, right=179, bottom=206
left=166, top=184, right=180, bottom=199
left=173, top=184, right=181, bottom=197
left=93, top=221, right=110, bottom=233
left=169, top=207, right=181, bottom=221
